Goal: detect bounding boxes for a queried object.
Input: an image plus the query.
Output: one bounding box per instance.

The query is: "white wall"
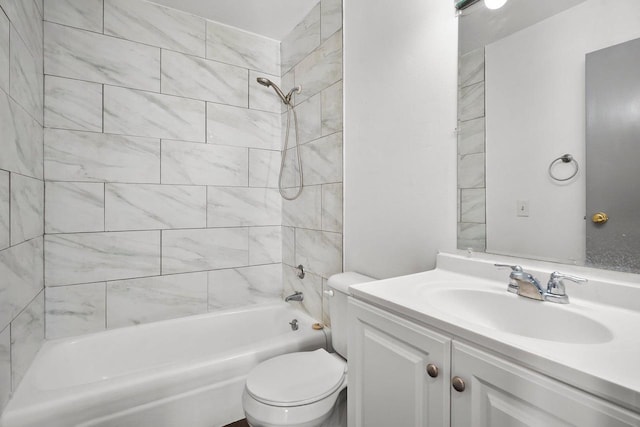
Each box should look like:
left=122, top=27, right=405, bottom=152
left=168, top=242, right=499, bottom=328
left=486, top=0, right=640, bottom=264
left=343, top=0, right=458, bottom=279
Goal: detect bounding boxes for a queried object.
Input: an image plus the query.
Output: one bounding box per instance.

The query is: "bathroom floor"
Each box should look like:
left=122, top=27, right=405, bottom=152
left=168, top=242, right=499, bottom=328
left=224, top=420, right=249, bottom=427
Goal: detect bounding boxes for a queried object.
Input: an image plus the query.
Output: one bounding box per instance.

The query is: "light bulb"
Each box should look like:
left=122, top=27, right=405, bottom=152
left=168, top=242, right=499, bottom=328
left=484, top=0, right=508, bottom=9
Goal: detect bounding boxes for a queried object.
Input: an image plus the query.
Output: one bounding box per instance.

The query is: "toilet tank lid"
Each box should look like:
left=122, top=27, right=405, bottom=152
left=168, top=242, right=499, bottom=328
left=327, top=272, right=375, bottom=295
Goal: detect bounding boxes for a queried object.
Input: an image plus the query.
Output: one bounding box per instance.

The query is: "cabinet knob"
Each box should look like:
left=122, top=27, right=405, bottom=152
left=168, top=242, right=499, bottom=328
left=426, top=364, right=439, bottom=378
left=452, top=376, right=466, bottom=392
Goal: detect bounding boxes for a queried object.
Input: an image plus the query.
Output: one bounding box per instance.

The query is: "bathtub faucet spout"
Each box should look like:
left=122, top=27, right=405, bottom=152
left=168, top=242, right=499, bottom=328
left=285, top=291, right=304, bottom=302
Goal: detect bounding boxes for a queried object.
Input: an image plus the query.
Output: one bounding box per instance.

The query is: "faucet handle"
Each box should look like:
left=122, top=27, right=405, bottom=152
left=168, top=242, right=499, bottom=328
left=494, top=264, right=523, bottom=272
left=495, top=264, right=524, bottom=294
left=546, top=271, right=588, bottom=296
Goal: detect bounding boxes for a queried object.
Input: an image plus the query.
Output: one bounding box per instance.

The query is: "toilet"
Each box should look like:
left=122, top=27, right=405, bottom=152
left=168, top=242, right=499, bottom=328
left=242, top=272, right=373, bottom=427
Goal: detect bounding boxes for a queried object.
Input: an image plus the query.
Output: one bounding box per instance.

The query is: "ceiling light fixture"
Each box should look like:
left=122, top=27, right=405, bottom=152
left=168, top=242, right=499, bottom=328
left=484, top=0, right=508, bottom=10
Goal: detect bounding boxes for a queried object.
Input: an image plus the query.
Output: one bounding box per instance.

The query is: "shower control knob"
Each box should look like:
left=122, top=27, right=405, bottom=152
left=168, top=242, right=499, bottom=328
left=452, top=376, right=466, bottom=392
left=426, top=364, right=439, bottom=378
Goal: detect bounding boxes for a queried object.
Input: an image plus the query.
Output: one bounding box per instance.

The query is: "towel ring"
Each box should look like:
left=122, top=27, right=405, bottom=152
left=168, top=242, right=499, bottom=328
left=548, top=154, right=579, bottom=181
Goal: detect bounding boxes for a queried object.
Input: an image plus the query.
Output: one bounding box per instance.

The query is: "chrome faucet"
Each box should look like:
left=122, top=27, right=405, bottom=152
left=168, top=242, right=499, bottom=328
left=285, top=291, right=304, bottom=302
left=545, top=271, right=588, bottom=304
left=495, top=265, right=587, bottom=304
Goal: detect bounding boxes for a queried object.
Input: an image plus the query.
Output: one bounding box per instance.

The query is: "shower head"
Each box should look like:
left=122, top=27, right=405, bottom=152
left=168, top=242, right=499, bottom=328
left=256, top=77, right=295, bottom=105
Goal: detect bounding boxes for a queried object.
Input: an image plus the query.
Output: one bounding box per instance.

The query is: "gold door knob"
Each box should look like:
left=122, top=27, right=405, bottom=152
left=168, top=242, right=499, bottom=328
left=592, top=212, right=609, bottom=224
left=452, top=376, right=466, bottom=392
left=426, top=364, right=439, bottom=378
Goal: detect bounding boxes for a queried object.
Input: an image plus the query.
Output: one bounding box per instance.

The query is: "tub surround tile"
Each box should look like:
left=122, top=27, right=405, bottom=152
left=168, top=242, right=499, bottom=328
left=458, top=81, right=485, bottom=122
left=249, top=71, right=282, bottom=114
left=45, top=231, right=161, bottom=286
left=10, top=28, right=43, bottom=125
left=44, top=76, right=102, bottom=132
left=206, top=20, right=279, bottom=76
left=0, top=0, right=43, bottom=59
left=0, top=238, right=44, bottom=332
left=282, top=185, right=322, bottom=230
left=249, top=226, right=282, bottom=265
left=207, top=103, right=280, bottom=150
left=283, top=265, right=322, bottom=321
left=457, top=117, right=485, bottom=155
left=105, top=184, right=206, bottom=231
left=10, top=291, right=44, bottom=390
left=44, top=129, right=160, bottom=183
left=282, top=226, right=295, bottom=267
left=44, top=0, right=103, bottom=32
left=104, top=0, right=206, bottom=57
left=161, top=140, right=247, bottom=186
left=45, top=282, right=106, bottom=339
left=459, top=47, right=484, bottom=88
left=161, top=228, right=249, bottom=275
left=44, top=22, right=161, bottom=92
left=45, top=182, right=104, bottom=234
left=295, top=229, right=342, bottom=279
left=295, top=30, right=342, bottom=102
left=458, top=152, right=485, bottom=189
left=107, top=272, right=208, bottom=328
left=460, top=188, right=486, bottom=223
left=322, top=183, right=343, bottom=233
left=321, top=81, right=343, bottom=135
left=321, top=0, right=342, bottom=42
left=0, top=326, right=9, bottom=409
left=104, top=86, right=206, bottom=142
left=161, top=50, right=248, bottom=107
left=0, top=12, right=9, bottom=93
left=0, top=90, right=43, bottom=179
left=281, top=3, right=321, bottom=74
left=293, top=94, right=322, bottom=144
left=10, top=174, right=44, bottom=245
left=249, top=149, right=280, bottom=188
left=208, top=264, right=282, bottom=310
left=458, top=223, right=486, bottom=252
left=0, top=171, right=9, bottom=250
left=206, top=187, right=281, bottom=227
left=301, top=132, right=343, bottom=186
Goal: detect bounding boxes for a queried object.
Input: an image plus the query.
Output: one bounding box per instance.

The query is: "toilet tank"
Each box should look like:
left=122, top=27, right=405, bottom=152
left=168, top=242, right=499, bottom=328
left=327, top=272, right=374, bottom=358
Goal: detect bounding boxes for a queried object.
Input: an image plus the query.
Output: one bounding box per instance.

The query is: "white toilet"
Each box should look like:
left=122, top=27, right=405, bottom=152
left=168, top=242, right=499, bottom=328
left=242, top=272, right=373, bottom=427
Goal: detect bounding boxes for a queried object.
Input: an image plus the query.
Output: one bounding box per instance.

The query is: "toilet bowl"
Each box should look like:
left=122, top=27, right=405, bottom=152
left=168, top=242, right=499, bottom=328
left=242, top=272, right=374, bottom=427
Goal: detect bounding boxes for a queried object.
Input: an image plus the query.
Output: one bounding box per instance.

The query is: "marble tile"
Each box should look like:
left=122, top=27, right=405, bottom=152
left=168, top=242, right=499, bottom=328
left=45, top=282, right=106, bottom=339
left=107, top=272, right=208, bottom=328
left=249, top=226, right=282, bottom=265
left=457, top=117, right=485, bottom=155
left=458, top=152, right=485, bottom=189
left=10, top=290, right=44, bottom=389
left=208, top=264, right=282, bottom=310
left=295, top=229, right=342, bottom=279
left=0, top=0, right=43, bottom=59
left=0, top=90, right=43, bottom=179
left=457, top=222, right=486, bottom=252
left=45, top=231, right=161, bottom=286
left=249, top=70, right=282, bottom=114
left=104, top=86, right=205, bottom=142
left=321, top=0, right=342, bottom=42
left=281, top=3, right=321, bottom=73
left=45, top=182, right=104, bottom=234
left=301, top=132, right=343, bottom=185
left=161, top=140, right=247, bottom=186
left=460, top=188, right=486, bottom=224
left=282, top=226, right=295, bottom=266
left=0, top=171, right=8, bottom=250
left=10, top=174, right=44, bottom=245
left=44, top=76, right=102, bottom=132
left=322, top=278, right=331, bottom=326
left=458, top=81, right=484, bottom=122
left=45, top=22, right=161, bottom=92
left=44, top=0, right=103, bottom=32
left=10, top=27, right=43, bottom=124
left=105, top=184, right=206, bottom=231
left=283, top=264, right=322, bottom=320
left=0, top=326, right=9, bottom=409
left=0, top=11, right=9, bottom=93
left=280, top=145, right=302, bottom=190
left=0, top=238, right=44, bottom=331
left=207, top=102, right=280, bottom=150
left=161, top=228, right=249, bottom=275
left=249, top=149, right=280, bottom=188
left=322, top=183, right=342, bottom=233
left=459, top=47, right=484, bottom=88
left=321, top=81, right=342, bottom=135
left=292, top=93, right=322, bottom=144
left=206, top=20, right=279, bottom=76
left=104, top=0, right=206, bottom=57
left=282, top=184, right=322, bottom=229
left=161, top=50, right=248, bottom=107
left=207, top=187, right=280, bottom=227
left=295, top=30, right=342, bottom=101
left=44, top=129, right=160, bottom=183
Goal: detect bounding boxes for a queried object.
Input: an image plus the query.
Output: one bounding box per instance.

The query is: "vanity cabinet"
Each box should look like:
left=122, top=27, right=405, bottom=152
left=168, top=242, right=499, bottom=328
left=348, top=299, right=640, bottom=427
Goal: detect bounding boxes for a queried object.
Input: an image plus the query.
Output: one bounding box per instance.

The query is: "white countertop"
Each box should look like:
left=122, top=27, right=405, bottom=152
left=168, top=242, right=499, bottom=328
left=350, top=252, right=640, bottom=412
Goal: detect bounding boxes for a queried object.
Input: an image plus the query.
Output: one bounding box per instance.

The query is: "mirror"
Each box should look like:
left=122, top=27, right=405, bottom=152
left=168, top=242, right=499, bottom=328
left=457, top=0, right=640, bottom=272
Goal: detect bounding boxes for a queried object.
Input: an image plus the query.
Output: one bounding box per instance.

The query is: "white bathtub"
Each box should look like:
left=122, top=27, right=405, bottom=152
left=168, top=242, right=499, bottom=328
left=0, top=302, right=327, bottom=427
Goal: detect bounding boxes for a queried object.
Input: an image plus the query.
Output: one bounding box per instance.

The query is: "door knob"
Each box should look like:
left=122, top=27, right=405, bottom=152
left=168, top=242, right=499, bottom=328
left=591, top=212, right=608, bottom=224
left=452, top=376, right=466, bottom=392
left=426, top=364, right=439, bottom=378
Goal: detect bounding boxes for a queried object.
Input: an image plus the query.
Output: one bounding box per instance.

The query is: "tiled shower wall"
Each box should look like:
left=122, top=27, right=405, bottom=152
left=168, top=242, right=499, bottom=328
left=43, top=0, right=285, bottom=339
left=0, top=0, right=45, bottom=409
left=279, top=0, right=343, bottom=325
left=457, top=47, right=486, bottom=251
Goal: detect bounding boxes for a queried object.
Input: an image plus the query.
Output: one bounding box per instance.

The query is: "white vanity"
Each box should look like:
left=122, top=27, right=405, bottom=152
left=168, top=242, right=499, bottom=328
left=347, top=252, right=640, bottom=426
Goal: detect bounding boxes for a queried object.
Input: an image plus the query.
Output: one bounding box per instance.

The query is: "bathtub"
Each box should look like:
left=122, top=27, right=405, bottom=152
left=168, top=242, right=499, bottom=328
left=0, top=302, right=327, bottom=427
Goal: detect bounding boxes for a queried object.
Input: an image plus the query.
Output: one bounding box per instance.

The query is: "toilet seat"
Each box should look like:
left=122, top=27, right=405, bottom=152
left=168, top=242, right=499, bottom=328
left=245, top=349, right=346, bottom=407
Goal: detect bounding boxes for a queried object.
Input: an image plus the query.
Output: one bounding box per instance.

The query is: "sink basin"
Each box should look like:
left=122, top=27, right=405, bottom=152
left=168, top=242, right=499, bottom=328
left=425, top=288, right=613, bottom=344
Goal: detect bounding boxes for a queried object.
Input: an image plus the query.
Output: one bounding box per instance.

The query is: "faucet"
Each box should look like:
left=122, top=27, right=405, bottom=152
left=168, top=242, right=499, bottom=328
left=495, top=265, right=587, bottom=304
left=285, top=291, right=304, bottom=302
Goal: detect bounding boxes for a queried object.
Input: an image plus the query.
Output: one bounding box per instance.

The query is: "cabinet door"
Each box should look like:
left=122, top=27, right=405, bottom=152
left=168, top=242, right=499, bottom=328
left=451, top=342, right=640, bottom=427
left=348, top=299, right=451, bottom=427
